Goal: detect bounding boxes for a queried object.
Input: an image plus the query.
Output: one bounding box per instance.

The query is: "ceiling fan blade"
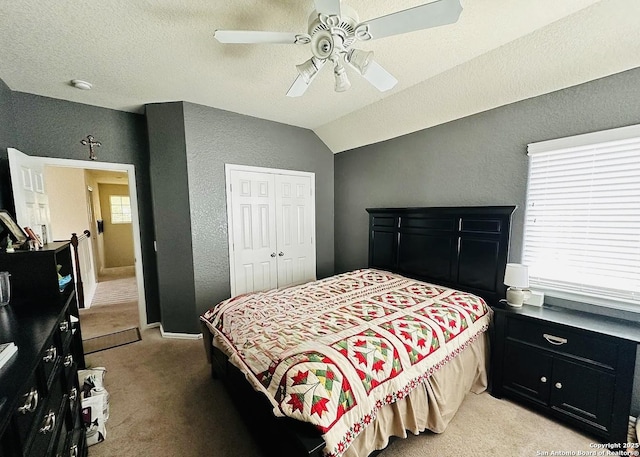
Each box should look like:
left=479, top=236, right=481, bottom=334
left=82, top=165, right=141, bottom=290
left=286, top=58, right=327, bottom=97
left=357, top=0, right=462, bottom=41
left=314, top=0, right=341, bottom=16
left=214, top=30, right=308, bottom=44
left=361, top=61, right=398, bottom=92
left=286, top=75, right=312, bottom=98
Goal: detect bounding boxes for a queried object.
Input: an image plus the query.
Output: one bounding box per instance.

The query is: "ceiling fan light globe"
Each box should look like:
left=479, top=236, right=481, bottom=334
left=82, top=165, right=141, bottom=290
left=296, top=57, right=321, bottom=84
left=334, top=67, right=351, bottom=92
left=346, top=49, right=373, bottom=75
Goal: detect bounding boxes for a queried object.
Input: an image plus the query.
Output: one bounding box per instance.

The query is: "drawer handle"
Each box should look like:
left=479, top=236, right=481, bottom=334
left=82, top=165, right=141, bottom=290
left=543, top=334, right=567, bottom=345
left=18, top=388, right=39, bottom=414
left=43, top=346, right=57, bottom=363
left=69, top=387, right=78, bottom=403
left=59, top=321, right=70, bottom=332
left=540, top=376, right=547, bottom=383
left=555, top=382, right=563, bottom=389
left=63, top=354, right=74, bottom=368
left=39, top=410, right=56, bottom=434
left=70, top=444, right=78, bottom=457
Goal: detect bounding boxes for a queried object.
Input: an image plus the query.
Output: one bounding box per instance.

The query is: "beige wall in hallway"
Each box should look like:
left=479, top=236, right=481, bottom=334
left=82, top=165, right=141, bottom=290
left=98, top=183, right=134, bottom=268
left=44, top=166, right=90, bottom=241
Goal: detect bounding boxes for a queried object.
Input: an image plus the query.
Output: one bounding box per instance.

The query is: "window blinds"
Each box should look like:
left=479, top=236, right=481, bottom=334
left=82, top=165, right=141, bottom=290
left=524, top=125, right=640, bottom=308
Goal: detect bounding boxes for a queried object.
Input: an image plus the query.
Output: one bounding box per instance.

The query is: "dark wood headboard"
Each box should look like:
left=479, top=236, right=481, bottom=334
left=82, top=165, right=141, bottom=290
left=367, top=206, right=516, bottom=305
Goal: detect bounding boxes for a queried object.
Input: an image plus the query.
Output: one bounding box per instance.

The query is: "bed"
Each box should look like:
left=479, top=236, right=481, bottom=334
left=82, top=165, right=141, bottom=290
left=200, top=206, right=516, bottom=457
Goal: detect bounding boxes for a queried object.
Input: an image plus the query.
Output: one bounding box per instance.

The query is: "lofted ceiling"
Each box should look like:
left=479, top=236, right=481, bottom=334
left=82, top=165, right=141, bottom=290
left=1, top=0, right=639, bottom=153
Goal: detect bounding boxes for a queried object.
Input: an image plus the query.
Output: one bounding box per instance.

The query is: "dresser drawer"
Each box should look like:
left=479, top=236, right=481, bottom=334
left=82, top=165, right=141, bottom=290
left=506, top=318, right=618, bottom=369
left=26, top=376, right=65, bottom=457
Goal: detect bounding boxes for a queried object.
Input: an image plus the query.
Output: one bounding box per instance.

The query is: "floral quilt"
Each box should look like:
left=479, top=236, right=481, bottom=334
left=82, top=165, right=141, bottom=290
left=201, top=269, right=492, bottom=457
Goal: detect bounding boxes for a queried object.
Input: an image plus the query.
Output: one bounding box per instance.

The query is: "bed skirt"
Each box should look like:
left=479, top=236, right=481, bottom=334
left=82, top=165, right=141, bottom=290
left=343, top=333, right=488, bottom=456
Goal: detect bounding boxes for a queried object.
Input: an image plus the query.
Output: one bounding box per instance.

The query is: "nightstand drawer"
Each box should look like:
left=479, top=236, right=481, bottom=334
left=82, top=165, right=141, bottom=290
left=506, top=318, right=618, bottom=369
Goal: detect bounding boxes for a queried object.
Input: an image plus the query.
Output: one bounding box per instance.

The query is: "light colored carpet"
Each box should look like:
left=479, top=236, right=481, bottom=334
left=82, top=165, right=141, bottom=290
left=84, top=328, right=598, bottom=457
left=80, top=274, right=138, bottom=340
left=90, top=276, right=138, bottom=307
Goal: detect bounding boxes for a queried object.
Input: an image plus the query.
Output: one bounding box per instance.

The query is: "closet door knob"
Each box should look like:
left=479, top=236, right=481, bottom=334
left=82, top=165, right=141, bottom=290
left=555, top=382, right=563, bottom=389
left=540, top=377, right=547, bottom=383
left=278, top=252, right=284, bottom=256
left=270, top=253, right=276, bottom=258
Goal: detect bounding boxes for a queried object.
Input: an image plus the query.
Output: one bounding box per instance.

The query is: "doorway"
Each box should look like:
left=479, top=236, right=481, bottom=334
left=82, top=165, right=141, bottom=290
left=7, top=149, right=147, bottom=331
left=46, top=168, right=139, bottom=338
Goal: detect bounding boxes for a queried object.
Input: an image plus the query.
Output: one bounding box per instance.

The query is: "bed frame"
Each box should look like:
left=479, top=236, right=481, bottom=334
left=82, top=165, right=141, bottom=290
left=202, top=206, right=516, bottom=457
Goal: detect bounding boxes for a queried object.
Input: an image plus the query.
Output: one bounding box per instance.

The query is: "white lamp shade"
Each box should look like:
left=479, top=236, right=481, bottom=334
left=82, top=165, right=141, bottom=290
left=504, top=263, right=529, bottom=288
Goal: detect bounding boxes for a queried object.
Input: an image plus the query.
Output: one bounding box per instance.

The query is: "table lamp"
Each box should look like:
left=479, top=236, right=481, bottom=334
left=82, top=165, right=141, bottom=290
left=504, top=263, right=529, bottom=307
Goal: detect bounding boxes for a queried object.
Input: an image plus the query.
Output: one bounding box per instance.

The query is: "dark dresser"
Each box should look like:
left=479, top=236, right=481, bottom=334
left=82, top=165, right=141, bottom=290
left=0, top=242, right=87, bottom=457
left=491, top=303, right=640, bottom=445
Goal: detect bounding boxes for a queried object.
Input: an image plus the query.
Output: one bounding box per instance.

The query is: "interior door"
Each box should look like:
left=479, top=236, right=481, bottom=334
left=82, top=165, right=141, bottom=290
left=7, top=148, right=51, bottom=243
left=229, top=170, right=278, bottom=295
left=274, top=174, right=315, bottom=288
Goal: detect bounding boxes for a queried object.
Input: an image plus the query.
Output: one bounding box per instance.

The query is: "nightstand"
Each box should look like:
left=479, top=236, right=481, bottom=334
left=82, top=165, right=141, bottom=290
left=491, top=303, right=640, bottom=444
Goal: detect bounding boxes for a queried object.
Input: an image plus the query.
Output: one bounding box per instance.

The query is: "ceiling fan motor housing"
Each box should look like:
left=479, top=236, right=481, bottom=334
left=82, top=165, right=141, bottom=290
left=307, top=5, right=359, bottom=58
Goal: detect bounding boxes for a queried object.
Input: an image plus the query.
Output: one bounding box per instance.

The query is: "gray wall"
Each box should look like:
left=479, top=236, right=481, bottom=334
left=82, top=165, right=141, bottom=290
left=3, top=90, right=160, bottom=323
left=0, top=78, right=17, bottom=211
left=334, top=66, right=640, bottom=415
left=146, top=102, right=334, bottom=334
left=146, top=102, right=197, bottom=334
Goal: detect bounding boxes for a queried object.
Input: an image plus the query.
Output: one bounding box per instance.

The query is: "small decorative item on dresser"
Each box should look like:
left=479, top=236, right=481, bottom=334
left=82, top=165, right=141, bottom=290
left=23, top=226, right=43, bottom=248
left=0, top=209, right=28, bottom=250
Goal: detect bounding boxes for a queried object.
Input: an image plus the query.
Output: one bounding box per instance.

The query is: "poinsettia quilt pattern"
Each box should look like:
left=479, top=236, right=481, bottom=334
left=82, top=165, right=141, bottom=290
left=201, top=269, right=491, bottom=457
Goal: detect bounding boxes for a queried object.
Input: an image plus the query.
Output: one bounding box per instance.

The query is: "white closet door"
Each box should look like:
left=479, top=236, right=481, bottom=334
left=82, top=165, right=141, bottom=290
left=274, top=174, right=316, bottom=288
left=229, top=170, right=278, bottom=295
left=227, top=165, right=316, bottom=297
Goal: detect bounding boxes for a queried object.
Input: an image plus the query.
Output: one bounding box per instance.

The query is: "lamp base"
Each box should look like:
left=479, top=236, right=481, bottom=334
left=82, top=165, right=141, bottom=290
left=506, top=287, right=524, bottom=307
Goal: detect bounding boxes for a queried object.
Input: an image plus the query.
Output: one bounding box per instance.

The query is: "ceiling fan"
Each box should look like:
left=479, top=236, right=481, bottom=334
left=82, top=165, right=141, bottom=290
left=214, top=0, right=463, bottom=97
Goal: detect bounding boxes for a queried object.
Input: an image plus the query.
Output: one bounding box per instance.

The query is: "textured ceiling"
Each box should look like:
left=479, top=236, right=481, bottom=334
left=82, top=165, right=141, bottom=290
left=1, top=0, right=639, bottom=153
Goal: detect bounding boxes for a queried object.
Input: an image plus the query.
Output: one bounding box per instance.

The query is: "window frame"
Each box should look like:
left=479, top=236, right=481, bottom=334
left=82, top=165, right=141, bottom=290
left=524, top=124, right=640, bottom=314
left=109, top=194, right=132, bottom=225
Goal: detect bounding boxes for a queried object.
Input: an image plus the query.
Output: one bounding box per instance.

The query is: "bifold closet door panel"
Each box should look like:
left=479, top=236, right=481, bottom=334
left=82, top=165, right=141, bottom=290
left=229, top=170, right=278, bottom=296
left=274, top=174, right=315, bottom=289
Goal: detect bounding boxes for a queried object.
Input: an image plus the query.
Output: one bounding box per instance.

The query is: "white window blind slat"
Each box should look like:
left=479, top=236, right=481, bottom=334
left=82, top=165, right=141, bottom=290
left=524, top=125, right=640, bottom=310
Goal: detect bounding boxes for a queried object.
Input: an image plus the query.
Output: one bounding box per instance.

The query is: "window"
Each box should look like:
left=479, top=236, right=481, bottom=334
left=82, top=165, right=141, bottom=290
left=110, top=195, right=132, bottom=224
left=523, top=124, right=640, bottom=311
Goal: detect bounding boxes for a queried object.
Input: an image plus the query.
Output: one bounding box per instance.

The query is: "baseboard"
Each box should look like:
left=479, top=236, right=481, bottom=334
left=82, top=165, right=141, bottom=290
left=145, top=322, right=161, bottom=329
left=160, top=325, right=203, bottom=340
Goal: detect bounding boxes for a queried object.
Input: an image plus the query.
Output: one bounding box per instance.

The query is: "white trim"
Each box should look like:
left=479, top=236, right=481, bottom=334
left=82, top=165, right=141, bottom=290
left=160, top=325, right=202, bottom=340
left=225, top=163, right=316, bottom=177
left=533, top=286, right=640, bottom=316
left=224, top=163, right=316, bottom=298
left=7, top=150, right=149, bottom=330
left=528, top=123, right=640, bottom=155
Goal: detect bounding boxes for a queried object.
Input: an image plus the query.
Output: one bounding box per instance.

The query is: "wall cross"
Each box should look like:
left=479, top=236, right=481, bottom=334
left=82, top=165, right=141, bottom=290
left=80, top=135, right=102, bottom=160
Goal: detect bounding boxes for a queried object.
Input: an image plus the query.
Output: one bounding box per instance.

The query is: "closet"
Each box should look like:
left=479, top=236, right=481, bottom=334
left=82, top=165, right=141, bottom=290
left=226, top=165, right=316, bottom=296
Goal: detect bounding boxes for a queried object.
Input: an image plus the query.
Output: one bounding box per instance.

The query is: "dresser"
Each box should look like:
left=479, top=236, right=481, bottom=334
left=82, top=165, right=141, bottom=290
left=0, top=242, right=87, bottom=457
left=491, top=303, right=640, bottom=444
